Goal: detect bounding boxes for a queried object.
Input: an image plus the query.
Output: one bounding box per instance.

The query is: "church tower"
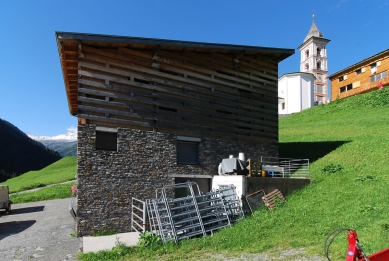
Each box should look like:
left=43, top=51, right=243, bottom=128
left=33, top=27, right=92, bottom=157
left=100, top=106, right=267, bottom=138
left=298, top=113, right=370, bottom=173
left=298, top=15, right=330, bottom=104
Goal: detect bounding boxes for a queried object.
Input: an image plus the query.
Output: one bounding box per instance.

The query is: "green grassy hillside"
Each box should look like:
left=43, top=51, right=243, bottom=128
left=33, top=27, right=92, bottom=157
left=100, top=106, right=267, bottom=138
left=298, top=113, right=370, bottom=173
left=1, top=156, right=76, bottom=193
left=80, top=88, right=389, bottom=261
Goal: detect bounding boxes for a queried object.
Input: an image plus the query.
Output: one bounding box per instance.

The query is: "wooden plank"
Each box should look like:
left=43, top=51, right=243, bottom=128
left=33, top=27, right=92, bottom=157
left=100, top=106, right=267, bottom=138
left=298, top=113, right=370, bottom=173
left=79, top=56, right=278, bottom=104
left=78, top=113, right=277, bottom=144
left=262, top=189, right=286, bottom=210
left=82, top=56, right=276, bottom=100
left=80, top=55, right=278, bottom=109
left=78, top=94, right=277, bottom=131
left=77, top=103, right=278, bottom=139
left=81, top=46, right=278, bottom=95
left=183, top=50, right=278, bottom=81
left=78, top=77, right=278, bottom=128
left=247, top=159, right=261, bottom=177
left=78, top=68, right=278, bottom=116
left=149, top=49, right=278, bottom=87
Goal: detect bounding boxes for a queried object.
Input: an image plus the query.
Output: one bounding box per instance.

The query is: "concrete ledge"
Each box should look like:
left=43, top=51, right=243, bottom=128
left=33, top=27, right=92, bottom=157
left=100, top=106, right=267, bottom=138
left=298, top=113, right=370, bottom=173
left=83, top=232, right=140, bottom=253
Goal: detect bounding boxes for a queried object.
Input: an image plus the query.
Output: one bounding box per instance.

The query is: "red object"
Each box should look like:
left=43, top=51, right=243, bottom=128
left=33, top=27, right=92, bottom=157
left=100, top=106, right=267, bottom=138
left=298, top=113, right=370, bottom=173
left=70, top=185, right=77, bottom=196
left=378, top=83, right=383, bottom=89
left=345, top=230, right=389, bottom=261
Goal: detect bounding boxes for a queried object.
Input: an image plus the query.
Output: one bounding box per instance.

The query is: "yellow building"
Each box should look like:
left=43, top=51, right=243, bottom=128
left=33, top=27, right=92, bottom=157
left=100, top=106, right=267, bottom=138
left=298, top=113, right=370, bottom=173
left=329, top=48, right=389, bottom=100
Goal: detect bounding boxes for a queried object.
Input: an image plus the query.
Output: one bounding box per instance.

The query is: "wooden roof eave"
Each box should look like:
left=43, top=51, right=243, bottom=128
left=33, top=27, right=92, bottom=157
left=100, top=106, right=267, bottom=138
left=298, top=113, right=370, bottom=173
left=56, top=35, right=78, bottom=116
left=56, top=31, right=294, bottom=62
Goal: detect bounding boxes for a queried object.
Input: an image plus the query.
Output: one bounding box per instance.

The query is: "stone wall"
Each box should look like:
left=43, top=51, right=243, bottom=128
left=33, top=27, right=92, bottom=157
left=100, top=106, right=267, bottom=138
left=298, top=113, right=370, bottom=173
left=76, top=124, right=278, bottom=236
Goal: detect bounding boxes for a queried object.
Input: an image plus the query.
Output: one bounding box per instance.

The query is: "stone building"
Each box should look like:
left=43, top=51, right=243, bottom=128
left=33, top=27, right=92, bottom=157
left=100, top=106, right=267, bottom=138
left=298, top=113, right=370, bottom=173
left=56, top=32, right=294, bottom=236
left=329, top=48, right=389, bottom=100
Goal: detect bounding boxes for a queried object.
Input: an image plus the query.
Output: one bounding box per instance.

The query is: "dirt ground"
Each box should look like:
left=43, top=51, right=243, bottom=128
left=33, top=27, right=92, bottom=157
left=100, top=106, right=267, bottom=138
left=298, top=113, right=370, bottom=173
left=0, top=198, right=81, bottom=261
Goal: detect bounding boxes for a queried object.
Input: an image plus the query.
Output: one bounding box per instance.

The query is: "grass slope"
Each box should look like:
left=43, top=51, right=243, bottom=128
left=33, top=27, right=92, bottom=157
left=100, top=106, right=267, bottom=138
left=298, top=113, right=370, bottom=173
left=1, top=156, right=76, bottom=193
left=81, top=88, right=389, bottom=261
left=10, top=182, right=75, bottom=204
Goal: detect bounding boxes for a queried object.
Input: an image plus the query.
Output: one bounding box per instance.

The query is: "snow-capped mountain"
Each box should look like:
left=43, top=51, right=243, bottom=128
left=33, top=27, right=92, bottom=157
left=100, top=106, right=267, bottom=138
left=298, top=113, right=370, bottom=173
left=27, top=128, right=77, bottom=156
left=26, top=130, right=77, bottom=142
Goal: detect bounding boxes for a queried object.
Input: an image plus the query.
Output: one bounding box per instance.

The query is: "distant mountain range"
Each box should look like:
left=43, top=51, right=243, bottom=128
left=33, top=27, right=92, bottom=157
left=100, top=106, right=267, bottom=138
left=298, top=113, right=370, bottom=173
left=27, top=131, right=77, bottom=157
left=0, top=118, right=62, bottom=182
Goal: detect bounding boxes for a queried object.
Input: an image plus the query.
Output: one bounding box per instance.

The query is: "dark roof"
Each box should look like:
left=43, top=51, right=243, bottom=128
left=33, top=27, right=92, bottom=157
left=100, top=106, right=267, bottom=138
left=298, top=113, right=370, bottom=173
left=56, top=32, right=294, bottom=61
left=329, top=48, right=389, bottom=79
left=304, top=19, right=324, bottom=42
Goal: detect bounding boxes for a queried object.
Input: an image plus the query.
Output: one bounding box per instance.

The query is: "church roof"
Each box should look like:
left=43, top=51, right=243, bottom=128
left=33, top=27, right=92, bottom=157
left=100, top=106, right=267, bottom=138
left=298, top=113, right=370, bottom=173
left=304, top=15, right=324, bottom=42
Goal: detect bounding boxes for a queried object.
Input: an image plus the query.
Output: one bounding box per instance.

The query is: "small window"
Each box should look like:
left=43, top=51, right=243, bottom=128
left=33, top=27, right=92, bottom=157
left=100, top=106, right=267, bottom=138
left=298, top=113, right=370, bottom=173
left=346, top=84, right=353, bottom=91
left=339, top=76, right=344, bottom=82
left=316, top=85, right=324, bottom=93
left=317, top=47, right=321, bottom=56
left=371, top=63, right=377, bottom=74
left=317, top=61, right=321, bottom=69
left=305, top=49, right=309, bottom=59
left=282, top=102, right=285, bottom=110
left=305, top=63, right=309, bottom=71
left=340, top=86, right=346, bottom=93
left=177, top=141, right=199, bottom=164
left=96, top=131, right=117, bottom=151
left=356, top=69, right=362, bottom=75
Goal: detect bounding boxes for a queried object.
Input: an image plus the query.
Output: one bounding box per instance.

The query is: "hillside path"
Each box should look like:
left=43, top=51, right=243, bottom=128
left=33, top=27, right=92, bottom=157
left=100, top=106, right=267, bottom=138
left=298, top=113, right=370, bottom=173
left=9, top=180, right=76, bottom=196
left=0, top=198, right=81, bottom=261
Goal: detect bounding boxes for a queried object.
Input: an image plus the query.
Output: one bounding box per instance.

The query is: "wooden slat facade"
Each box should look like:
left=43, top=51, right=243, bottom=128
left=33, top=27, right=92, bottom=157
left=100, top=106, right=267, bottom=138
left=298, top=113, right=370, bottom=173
left=57, top=32, right=294, bottom=143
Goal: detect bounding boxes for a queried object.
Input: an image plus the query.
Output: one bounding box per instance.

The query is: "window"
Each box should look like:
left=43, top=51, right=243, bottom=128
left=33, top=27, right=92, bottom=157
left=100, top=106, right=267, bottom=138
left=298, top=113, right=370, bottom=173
left=339, top=84, right=353, bottom=93
left=317, top=60, right=321, bottom=69
left=96, top=130, right=117, bottom=151
left=356, top=68, right=362, bottom=75
left=339, top=76, right=344, bottom=82
left=317, top=47, right=321, bottom=56
left=305, top=63, right=309, bottom=71
left=371, top=63, right=377, bottom=74
left=177, top=136, right=200, bottom=164
left=370, top=70, right=388, bottom=82
left=305, top=49, right=309, bottom=59
left=282, top=102, right=285, bottom=110
left=316, top=85, right=324, bottom=93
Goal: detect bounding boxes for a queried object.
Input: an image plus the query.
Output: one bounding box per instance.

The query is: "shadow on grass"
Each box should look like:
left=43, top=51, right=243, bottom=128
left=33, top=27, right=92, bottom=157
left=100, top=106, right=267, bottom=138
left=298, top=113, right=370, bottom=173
left=279, top=141, right=349, bottom=162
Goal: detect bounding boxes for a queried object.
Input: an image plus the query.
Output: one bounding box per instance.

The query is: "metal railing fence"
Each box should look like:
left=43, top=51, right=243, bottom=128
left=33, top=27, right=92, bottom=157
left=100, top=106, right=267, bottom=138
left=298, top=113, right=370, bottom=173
left=260, top=156, right=310, bottom=178
left=144, top=182, right=244, bottom=243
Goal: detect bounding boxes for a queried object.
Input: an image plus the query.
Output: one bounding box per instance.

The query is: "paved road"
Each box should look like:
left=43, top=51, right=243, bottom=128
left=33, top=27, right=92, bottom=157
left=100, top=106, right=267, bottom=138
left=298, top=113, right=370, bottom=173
left=0, top=198, right=81, bottom=261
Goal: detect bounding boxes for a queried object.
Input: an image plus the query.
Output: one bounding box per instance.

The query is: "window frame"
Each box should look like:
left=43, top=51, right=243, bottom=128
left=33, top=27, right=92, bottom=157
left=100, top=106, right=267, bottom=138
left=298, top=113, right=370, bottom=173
left=95, top=127, right=118, bottom=151
left=176, top=136, right=200, bottom=165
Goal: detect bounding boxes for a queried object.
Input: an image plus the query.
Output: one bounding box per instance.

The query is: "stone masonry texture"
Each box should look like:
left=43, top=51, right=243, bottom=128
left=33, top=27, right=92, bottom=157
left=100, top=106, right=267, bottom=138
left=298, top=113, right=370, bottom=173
left=76, top=124, right=278, bottom=236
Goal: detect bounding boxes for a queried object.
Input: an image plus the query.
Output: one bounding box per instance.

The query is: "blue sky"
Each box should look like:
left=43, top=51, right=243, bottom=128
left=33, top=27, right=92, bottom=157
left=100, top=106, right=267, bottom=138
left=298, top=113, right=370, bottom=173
left=1, top=0, right=388, bottom=136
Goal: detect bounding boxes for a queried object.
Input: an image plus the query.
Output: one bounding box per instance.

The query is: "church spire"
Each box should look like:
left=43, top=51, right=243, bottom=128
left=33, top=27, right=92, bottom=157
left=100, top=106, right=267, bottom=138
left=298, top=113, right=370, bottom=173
left=304, top=14, right=324, bottom=42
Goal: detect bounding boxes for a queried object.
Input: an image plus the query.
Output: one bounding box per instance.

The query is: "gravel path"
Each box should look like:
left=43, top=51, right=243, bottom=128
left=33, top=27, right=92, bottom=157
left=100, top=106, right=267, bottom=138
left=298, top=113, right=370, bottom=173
left=0, top=198, right=81, bottom=261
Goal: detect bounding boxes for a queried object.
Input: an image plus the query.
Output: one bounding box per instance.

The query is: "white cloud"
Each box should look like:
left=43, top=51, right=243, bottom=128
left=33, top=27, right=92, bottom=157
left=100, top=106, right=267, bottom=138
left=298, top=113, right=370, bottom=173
left=67, top=126, right=77, bottom=134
